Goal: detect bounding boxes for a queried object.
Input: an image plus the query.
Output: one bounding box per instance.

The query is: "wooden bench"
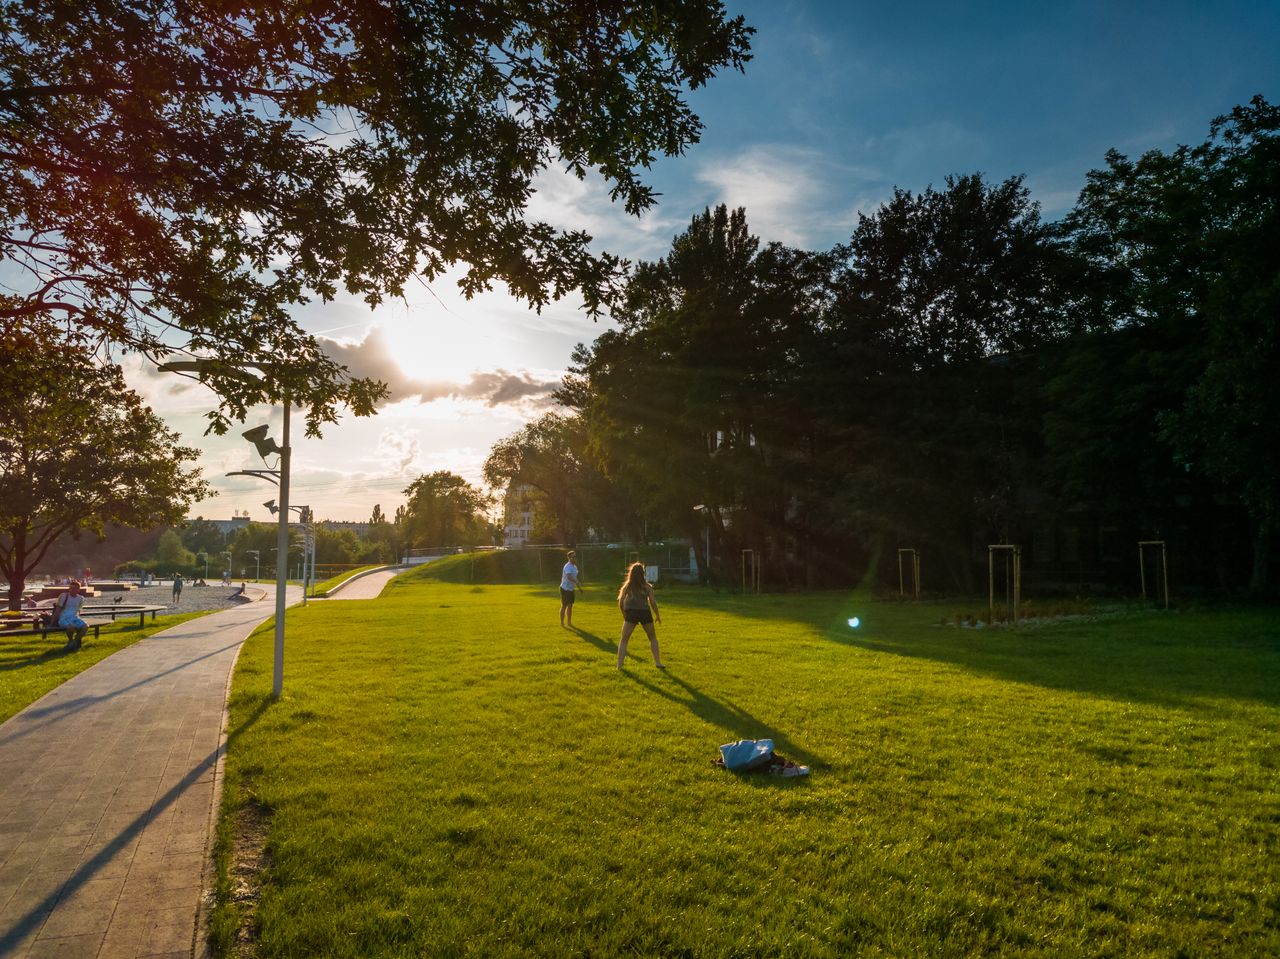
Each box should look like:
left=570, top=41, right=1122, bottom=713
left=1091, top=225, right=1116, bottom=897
left=81, top=605, right=167, bottom=627
left=0, top=621, right=102, bottom=642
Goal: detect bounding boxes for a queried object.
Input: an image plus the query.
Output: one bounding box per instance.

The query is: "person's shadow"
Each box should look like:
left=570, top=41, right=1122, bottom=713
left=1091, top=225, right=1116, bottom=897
left=569, top=625, right=616, bottom=654
left=572, top=627, right=821, bottom=768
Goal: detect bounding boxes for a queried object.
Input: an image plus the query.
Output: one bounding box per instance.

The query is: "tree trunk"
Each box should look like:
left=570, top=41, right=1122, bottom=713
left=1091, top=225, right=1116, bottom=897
left=1249, top=512, right=1273, bottom=594
left=7, top=572, right=25, bottom=612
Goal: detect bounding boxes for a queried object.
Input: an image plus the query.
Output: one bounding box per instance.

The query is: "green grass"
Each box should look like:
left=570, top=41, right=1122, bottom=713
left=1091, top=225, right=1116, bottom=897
left=212, top=582, right=1280, bottom=958
left=312, top=565, right=383, bottom=598
left=0, top=612, right=208, bottom=723
left=418, top=547, right=681, bottom=586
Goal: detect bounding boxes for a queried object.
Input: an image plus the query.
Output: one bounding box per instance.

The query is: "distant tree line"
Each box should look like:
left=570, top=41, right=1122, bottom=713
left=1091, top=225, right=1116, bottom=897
left=486, top=97, right=1279, bottom=595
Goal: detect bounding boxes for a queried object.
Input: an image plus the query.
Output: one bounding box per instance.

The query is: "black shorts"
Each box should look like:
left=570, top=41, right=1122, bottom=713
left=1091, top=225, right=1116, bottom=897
left=623, top=607, right=653, bottom=626
left=560, top=588, right=576, bottom=606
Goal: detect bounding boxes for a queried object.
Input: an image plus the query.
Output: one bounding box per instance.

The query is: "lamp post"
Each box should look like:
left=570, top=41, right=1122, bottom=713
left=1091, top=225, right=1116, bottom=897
left=223, top=550, right=233, bottom=583
left=245, top=549, right=260, bottom=582
left=693, top=505, right=712, bottom=584
left=265, top=500, right=314, bottom=605
left=159, top=356, right=292, bottom=699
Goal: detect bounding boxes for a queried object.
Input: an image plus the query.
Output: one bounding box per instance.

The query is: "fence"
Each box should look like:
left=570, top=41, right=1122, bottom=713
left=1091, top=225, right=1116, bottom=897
left=404, top=543, right=696, bottom=585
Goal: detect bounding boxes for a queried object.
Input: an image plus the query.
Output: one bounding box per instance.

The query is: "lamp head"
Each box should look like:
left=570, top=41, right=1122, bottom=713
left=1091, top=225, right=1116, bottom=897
left=242, top=424, right=283, bottom=462
left=263, top=499, right=279, bottom=515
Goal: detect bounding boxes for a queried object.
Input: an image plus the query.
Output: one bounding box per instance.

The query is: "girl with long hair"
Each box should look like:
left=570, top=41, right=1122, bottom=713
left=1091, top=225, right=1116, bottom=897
left=617, top=562, right=663, bottom=669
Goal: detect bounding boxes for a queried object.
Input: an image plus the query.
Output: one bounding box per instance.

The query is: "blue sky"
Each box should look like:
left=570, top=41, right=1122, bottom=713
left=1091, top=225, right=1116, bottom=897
left=138, top=0, right=1280, bottom=523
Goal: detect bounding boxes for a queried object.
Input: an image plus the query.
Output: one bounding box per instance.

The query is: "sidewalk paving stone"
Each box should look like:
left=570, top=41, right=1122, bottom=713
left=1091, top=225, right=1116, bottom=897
left=0, top=587, right=297, bottom=958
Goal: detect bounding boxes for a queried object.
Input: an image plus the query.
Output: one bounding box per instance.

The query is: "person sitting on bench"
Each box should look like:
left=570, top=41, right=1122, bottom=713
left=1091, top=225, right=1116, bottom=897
left=53, top=580, right=90, bottom=651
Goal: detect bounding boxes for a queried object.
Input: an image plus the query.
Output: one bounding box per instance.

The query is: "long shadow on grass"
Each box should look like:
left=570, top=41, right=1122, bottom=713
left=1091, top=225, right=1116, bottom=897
left=0, top=644, right=67, bottom=671
left=0, top=623, right=148, bottom=674
left=834, top=612, right=1280, bottom=711
left=570, top=626, right=616, bottom=653
left=619, top=667, right=824, bottom=767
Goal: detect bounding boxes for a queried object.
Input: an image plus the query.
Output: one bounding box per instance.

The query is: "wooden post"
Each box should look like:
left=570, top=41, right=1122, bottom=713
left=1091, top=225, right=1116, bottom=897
left=988, top=548, right=995, bottom=621
left=988, top=545, right=1022, bottom=625
left=1161, top=542, right=1169, bottom=609
left=1014, top=546, right=1022, bottom=625
left=1138, top=541, right=1167, bottom=607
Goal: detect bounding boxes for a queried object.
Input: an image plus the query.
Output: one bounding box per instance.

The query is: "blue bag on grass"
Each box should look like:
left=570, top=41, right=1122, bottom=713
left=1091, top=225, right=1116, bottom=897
left=719, top=739, right=774, bottom=771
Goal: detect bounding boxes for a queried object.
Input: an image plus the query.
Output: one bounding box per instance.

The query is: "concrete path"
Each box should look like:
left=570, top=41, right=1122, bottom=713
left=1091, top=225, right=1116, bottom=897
left=0, top=586, right=299, bottom=958
left=323, top=567, right=404, bottom=601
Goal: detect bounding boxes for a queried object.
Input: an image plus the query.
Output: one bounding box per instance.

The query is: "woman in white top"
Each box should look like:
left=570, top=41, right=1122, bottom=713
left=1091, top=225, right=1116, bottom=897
left=616, top=562, right=663, bottom=669
left=559, top=550, right=579, bottom=628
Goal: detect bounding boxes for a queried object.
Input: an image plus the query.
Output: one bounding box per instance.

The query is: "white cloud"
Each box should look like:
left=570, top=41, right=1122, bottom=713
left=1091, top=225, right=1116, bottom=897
left=318, top=324, right=563, bottom=412
left=525, top=165, right=682, bottom=262
left=693, top=144, right=885, bottom=248
left=374, top=429, right=421, bottom=472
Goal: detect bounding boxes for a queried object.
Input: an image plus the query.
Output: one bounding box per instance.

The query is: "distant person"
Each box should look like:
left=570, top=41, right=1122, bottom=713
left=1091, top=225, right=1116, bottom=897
left=21, top=596, right=37, bottom=609
left=616, top=562, right=663, bottom=669
left=172, top=572, right=183, bottom=603
left=54, top=580, right=89, bottom=652
left=234, top=582, right=247, bottom=597
left=559, top=549, right=579, bottom=628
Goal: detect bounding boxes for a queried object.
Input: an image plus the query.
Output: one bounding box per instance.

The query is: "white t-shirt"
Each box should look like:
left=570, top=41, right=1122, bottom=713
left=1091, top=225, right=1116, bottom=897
left=57, top=593, right=85, bottom=626
left=560, top=562, right=578, bottom=591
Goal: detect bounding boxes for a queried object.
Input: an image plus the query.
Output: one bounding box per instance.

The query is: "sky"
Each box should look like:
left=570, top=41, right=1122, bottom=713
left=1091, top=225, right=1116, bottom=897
left=125, top=0, right=1280, bottom=524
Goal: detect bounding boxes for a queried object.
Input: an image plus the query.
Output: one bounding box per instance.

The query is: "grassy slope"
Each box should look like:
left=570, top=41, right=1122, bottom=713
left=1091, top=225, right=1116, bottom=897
left=215, top=579, right=1280, bottom=958
left=0, top=612, right=208, bottom=723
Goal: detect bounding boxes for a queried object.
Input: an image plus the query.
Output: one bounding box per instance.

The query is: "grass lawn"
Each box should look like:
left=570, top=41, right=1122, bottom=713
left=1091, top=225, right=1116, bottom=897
left=0, top=612, right=208, bottom=724
left=213, top=576, right=1279, bottom=957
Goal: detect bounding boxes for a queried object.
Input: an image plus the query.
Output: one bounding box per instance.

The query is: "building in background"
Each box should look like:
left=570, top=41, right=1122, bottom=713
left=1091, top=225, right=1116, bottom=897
left=502, top=484, right=539, bottom=547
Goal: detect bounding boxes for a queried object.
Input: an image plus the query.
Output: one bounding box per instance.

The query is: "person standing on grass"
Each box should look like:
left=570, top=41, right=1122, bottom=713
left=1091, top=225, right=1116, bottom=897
left=55, top=580, right=89, bottom=652
left=617, top=562, right=663, bottom=669
left=559, top=549, right=579, bottom=628
left=172, top=571, right=183, bottom=603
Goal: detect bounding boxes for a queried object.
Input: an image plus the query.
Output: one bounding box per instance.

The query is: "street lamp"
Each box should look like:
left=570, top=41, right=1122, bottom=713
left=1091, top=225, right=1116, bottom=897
left=223, top=550, right=233, bottom=583
left=693, top=505, right=712, bottom=584
left=265, top=500, right=315, bottom=605
left=158, top=355, right=292, bottom=699
left=245, top=549, right=260, bottom=582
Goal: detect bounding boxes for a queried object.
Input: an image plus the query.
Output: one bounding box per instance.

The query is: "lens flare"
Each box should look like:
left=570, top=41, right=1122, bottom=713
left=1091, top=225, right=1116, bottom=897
left=847, top=616, right=861, bottom=628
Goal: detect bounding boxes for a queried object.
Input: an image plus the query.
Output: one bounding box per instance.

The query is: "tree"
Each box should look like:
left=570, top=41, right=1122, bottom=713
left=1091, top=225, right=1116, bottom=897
left=562, top=206, right=830, bottom=582
left=807, top=174, right=1073, bottom=588
left=178, top=517, right=226, bottom=557
left=401, top=472, right=493, bottom=549
left=154, top=530, right=195, bottom=572
left=837, top=173, right=1072, bottom=370
left=364, top=504, right=401, bottom=564
left=484, top=412, right=621, bottom=544
left=0, top=1, right=752, bottom=434
left=1062, top=96, right=1280, bottom=590
left=228, top=523, right=283, bottom=578
left=0, top=326, right=211, bottom=608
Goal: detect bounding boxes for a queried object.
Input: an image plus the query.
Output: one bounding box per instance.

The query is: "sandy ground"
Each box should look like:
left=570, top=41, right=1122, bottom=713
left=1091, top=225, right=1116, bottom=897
left=76, top=582, right=259, bottom=614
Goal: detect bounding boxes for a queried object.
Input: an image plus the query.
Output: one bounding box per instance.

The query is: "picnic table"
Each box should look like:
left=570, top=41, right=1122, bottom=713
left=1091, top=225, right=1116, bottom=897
left=81, top=604, right=168, bottom=626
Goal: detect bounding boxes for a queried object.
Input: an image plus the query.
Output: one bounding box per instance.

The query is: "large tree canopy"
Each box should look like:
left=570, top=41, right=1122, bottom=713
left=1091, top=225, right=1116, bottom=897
left=0, top=0, right=752, bottom=434
left=0, top=325, right=211, bottom=608
left=401, top=471, right=492, bottom=548
left=1062, top=95, right=1280, bottom=589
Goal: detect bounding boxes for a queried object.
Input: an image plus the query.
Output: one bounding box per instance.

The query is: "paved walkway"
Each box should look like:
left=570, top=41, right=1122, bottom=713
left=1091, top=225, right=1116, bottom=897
left=324, top=567, right=405, bottom=601
left=0, top=586, right=299, bottom=958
